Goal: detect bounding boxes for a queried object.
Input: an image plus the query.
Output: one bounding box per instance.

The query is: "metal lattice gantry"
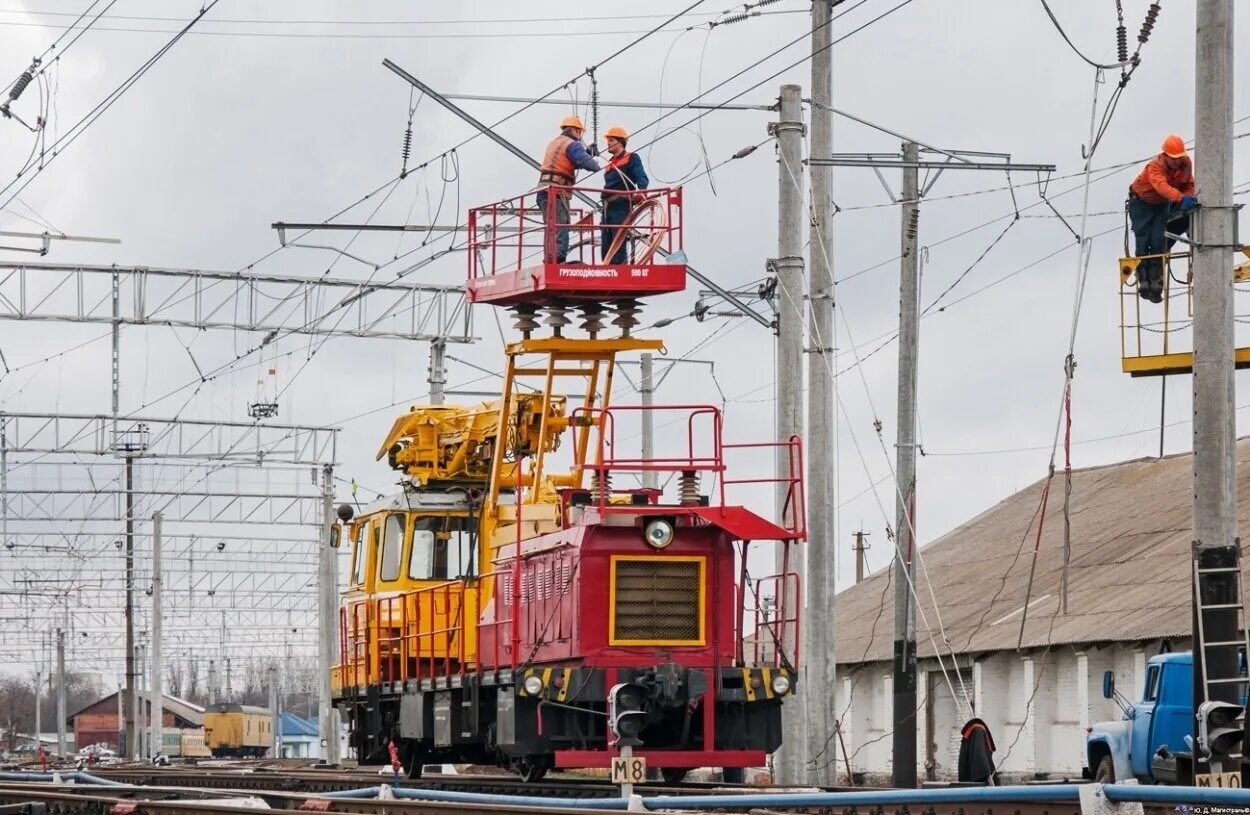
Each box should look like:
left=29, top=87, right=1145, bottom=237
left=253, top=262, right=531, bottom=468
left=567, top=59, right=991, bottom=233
left=0, top=261, right=474, bottom=342
left=0, top=412, right=340, bottom=677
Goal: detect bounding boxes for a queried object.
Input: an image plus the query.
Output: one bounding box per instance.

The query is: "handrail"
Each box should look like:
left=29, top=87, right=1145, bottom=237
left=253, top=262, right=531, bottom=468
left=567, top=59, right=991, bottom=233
left=468, top=186, right=683, bottom=275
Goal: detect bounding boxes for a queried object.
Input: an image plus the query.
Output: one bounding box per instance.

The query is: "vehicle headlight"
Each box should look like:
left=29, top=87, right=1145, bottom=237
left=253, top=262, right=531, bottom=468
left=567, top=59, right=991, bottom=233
left=770, top=673, right=792, bottom=697
left=523, top=674, right=545, bottom=696
left=644, top=518, right=675, bottom=549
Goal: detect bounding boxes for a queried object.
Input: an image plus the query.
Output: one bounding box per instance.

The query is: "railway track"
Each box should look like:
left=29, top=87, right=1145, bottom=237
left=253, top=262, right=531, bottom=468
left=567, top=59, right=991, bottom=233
left=0, top=778, right=1196, bottom=815
left=87, top=768, right=761, bottom=798
left=0, top=783, right=625, bottom=815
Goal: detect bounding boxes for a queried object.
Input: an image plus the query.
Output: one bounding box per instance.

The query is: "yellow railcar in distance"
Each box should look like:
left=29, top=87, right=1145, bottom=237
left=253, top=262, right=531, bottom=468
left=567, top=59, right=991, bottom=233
left=203, top=703, right=273, bottom=758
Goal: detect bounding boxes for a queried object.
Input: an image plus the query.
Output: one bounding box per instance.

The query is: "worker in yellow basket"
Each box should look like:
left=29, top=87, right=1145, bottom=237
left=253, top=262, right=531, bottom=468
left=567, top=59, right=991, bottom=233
left=1128, top=134, right=1198, bottom=304
left=537, top=116, right=601, bottom=263
left=600, top=125, right=650, bottom=265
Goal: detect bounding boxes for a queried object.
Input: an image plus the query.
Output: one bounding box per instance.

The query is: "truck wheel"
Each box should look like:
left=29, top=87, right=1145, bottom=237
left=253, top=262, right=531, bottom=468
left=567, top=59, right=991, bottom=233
left=1095, top=756, right=1115, bottom=784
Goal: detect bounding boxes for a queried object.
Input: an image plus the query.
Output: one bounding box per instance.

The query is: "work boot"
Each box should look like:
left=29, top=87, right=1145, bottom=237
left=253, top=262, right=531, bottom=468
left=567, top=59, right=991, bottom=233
left=1149, top=287, right=1164, bottom=304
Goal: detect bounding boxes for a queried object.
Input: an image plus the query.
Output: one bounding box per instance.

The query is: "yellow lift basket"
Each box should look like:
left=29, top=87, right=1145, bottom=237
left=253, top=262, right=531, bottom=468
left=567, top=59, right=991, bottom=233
left=1118, top=246, right=1250, bottom=377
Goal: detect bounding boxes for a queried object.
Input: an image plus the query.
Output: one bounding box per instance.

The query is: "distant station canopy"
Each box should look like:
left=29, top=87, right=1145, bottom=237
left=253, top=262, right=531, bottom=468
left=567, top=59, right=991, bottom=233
left=1118, top=245, right=1250, bottom=377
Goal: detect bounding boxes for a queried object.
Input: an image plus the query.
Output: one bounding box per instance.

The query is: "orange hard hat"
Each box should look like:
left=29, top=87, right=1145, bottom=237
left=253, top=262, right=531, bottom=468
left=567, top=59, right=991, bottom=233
left=1162, top=133, right=1188, bottom=159
left=604, top=125, right=629, bottom=141
left=560, top=115, right=585, bottom=131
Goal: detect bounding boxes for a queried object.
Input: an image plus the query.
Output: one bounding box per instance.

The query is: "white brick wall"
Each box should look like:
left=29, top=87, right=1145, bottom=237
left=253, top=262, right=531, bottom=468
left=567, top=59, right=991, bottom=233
left=836, top=643, right=1187, bottom=782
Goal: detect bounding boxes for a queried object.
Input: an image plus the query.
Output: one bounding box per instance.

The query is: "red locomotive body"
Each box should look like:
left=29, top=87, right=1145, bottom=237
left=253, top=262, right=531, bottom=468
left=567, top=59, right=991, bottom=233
left=333, top=185, right=805, bottom=782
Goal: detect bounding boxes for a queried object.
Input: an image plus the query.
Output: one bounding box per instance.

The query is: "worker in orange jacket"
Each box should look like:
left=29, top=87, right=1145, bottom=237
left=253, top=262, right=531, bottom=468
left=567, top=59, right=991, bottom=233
left=1128, top=134, right=1198, bottom=303
left=537, top=115, right=602, bottom=263
left=599, top=125, right=650, bottom=264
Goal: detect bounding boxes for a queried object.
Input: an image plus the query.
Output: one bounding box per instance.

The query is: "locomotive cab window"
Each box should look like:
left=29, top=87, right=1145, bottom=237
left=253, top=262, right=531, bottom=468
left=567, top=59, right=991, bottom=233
left=351, top=521, right=372, bottom=587
left=409, top=515, right=477, bottom=580
left=378, top=513, right=406, bottom=582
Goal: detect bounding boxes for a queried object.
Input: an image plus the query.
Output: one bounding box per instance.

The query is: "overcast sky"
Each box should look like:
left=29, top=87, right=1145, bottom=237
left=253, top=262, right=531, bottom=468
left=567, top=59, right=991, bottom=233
left=1, top=1, right=1248, bottom=670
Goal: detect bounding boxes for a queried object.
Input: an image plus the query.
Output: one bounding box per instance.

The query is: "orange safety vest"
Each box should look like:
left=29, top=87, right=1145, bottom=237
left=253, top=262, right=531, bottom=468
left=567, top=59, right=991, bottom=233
left=539, top=134, right=577, bottom=186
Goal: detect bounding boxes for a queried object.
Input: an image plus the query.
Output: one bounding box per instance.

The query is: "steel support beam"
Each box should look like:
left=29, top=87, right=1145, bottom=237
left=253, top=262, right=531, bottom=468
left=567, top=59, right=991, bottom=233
left=0, top=261, right=472, bottom=342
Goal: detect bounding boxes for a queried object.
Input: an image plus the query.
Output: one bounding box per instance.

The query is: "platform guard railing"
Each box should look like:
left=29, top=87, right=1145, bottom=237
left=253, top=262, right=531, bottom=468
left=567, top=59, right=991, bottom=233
left=467, top=186, right=683, bottom=278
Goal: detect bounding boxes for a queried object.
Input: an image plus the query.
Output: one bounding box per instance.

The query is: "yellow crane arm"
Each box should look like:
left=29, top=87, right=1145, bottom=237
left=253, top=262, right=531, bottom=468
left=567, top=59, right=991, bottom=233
left=377, top=396, right=569, bottom=487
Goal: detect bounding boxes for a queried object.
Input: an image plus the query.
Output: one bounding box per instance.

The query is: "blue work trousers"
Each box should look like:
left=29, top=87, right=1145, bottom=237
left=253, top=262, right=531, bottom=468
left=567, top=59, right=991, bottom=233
left=601, top=197, right=632, bottom=264
left=536, top=189, right=570, bottom=263
left=1128, top=193, right=1190, bottom=294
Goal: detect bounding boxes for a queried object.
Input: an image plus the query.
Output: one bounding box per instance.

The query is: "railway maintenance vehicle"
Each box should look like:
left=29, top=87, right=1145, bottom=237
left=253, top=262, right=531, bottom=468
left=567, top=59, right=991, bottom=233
left=331, top=184, right=806, bottom=781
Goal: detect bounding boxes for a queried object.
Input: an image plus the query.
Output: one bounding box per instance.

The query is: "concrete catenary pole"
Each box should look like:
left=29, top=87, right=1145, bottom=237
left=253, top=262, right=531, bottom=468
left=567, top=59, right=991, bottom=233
left=124, top=454, right=138, bottom=760
left=640, top=353, right=657, bottom=490
left=891, top=141, right=921, bottom=789
left=269, top=664, right=279, bottom=758
left=149, top=512, right=164, bottom=759
left=33, top=660, right=41, bottom=755
left=55, top=628, right=66, bottom=757
left=853, top=531, right=869, bottom=585
left=319, top=463, right=341, bottom=763
left=771, top=83, right=807, bottom=785
left=428, top=339, right=447, bottom=406
left=805, top=0, right=837, bottom=786
left=1191, top=0, right=1239, bottom=770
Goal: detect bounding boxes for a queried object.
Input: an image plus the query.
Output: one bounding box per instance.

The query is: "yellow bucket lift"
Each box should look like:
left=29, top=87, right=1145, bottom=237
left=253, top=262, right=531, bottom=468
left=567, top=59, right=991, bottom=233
left=1118, top=246, right=1250, bottom=376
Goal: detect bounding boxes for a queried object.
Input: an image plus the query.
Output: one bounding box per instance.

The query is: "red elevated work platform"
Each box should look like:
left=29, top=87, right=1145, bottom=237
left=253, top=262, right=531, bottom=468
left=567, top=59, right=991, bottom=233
left=466, top=185, right=686, bottom=306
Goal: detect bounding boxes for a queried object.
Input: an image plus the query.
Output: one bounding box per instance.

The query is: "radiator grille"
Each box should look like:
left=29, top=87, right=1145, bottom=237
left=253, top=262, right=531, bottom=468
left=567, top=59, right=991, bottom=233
left=612, top=558, right=703, bottom=643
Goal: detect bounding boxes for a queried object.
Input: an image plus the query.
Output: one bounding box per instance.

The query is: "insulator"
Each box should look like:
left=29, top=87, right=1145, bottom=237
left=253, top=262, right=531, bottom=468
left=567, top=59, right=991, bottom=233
left=591, top=470, right=612, bottom=501
left=401, top=126, right=412, bottom=163
left=1138, top=3, right=1159, bottom=45
left=719, top=12, right=750, bottom=25
left=8, top=70, right=33, bottom=102
left=611, top=299, right=642, bottom=336
left=579, top=303, right=605, bottom=337
left=589, top=73, right=600, bottom=147
left=1116, top=25, right=1128, bottom=64
left=678, top=471, right=701, bottom=506
left=511, top=305, right=539, bottom=339
left=732, top=144, right=758, bottom=160
left=906, top=208, right=919, bottom=240
left=544, top=303, right=571, bottom=337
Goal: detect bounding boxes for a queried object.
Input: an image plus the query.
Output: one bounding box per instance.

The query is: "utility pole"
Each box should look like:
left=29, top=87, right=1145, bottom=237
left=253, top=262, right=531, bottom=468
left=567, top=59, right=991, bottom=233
left=891, top=142, right=921, bottom=789
left=149, top=512, right=163, bottom=759
left=1, top=417, right=7, bottom=554
left=852, top=531, right=870, bottom=584
left=138, top=640, right=146, bottom=759
left=269, top=664, right=280, bottom=758
left=805, top=0, right=837, bottom=787
left=770, top=83, right=807, bottom=785
left=1191, top=0, right=1239, bottom=778
left=319, top=462, right=341, bottom=764
left=207, top=659, right=217, bottom=704
left=55, top=627, right=66, bottom=757
left=428, top=340, right=447, bottom=406
left=806, top=141, right=1052, bottom=788
left=33, top=657, right=41, bottom=755
left=639, top=353, right=656, bottom=490
left=124, top=453, right=137, bottom=760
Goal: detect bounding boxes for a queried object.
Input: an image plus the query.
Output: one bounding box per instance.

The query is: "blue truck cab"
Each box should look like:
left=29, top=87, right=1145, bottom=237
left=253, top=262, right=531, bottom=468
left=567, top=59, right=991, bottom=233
left=1086, top=652, right=1194, bottom=784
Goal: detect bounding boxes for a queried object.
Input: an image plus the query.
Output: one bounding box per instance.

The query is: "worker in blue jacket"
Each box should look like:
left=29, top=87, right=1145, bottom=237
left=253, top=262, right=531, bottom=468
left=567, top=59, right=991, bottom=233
left=599, top=125, right=650, bottom=264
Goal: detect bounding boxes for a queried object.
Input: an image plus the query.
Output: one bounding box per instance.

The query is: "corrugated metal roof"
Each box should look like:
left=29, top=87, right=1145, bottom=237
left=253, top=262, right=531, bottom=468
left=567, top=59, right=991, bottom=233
left=67, top=692, right=205, bottom=726
left=834, top=440, right=1250, bottom=665
left=279, top=712, right=318, bottom=738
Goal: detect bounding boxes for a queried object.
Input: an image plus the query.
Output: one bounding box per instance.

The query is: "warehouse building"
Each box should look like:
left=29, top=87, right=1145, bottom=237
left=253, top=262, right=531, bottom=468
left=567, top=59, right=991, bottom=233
left=829, top=442, right=1246, bottom=783
left=68, top=692, right=204, bottom=752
